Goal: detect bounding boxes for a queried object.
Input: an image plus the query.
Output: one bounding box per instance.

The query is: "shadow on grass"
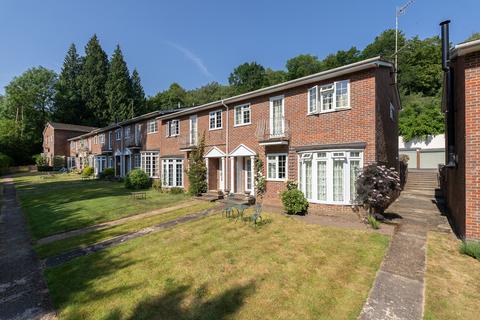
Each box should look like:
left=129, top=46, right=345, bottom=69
left=104, top=281, right=256, bottom=320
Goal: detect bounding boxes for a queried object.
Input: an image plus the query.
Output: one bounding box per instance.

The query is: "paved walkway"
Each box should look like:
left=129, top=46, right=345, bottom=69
left=0, top=178, right=56, bottom=320
left=44, top=206, right=220, bottom=268
left=37, top=200, right=200, bottom=245
left=359, top=188, right=450, bottom=319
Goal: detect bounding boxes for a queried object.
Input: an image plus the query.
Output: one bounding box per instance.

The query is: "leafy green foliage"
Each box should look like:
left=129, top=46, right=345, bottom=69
left=34, top=154, right=47, bottom=166
left=53, top=156, right=65, bottom=169
left=281, top=186, right=309, bottom=215
left=82, top=166, right=94, bottom=177
left=99, top=168, right=114, bottom=180
left=465, top=32, right=480, bottom=42
left=459, top=241, right=480, bottom=261
left=187, top=134, right=207, bottom=195
left=125, top=169, right=150, bottom=189
left=169, top=187, right=185, bottom=194
left=79, top=35, right=109, bottom=126
left=228, top=62, right=267, bottom=94
left=321, top=47, right=362, bottom=70
left=131, top=69, right=147, bottom=116
left=399, top=94, right=444, bottom=141
left=286, top=54, right=323, bottom=80
left=0, top=152, right=12, bottom=175
left=106, top=45, right=133, bottom=122
left=362, top=29, right=405, bottom=59
left=366, top=214, right=380, bottom=229
left=254, top=157, right=266, bottom=200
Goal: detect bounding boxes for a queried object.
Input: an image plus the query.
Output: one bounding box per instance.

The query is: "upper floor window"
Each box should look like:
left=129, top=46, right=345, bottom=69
left=124, top=126, right=131, bottom=138
left=167, top=120, right=180, bottom=137
left=234, top=104, right=251, bottom=126
left=115, top=129, right=121, bottom=141
left=93, top=135, right=98, bottom=145
left=99, top=134, right=105, bottom=145
left=308, top=80, right=350, bottom=114
left=70, top=141, right=76, bottom=149
left=147, top=120, right=158, bottom=134
left=209, top=110, right=222, bottom=130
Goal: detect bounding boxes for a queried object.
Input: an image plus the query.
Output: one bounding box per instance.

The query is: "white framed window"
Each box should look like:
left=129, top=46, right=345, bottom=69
left=209, top=110, right=222, bottom=130
left=141, top=152, right=159, bottom=178
left=108, top=132, right=112, bottom=149
left=269, top=95, right=285, bottom=136
left=389, top=102, right=395, bottom=121
left=108, top=156, right=113, bottom=168
left=234, top=104, right=251, bottom=126
left=167, top=120, right=180, bottom=137
left=93, top=135, right=98, bottom=145
left=298, top=150, right=363, bottom=205
left=99, top=134, right=105, bottom=144
left=115, top=129, right=121, bottom=141
left=162, top=158, right=183, bottom=187
left=124, top=126, right=131, bottom=138
left=134, top=154, right=141, bottom=169
left=266, top=154, right=287, bottom=181
left=147, top=120, right=158, bottom=134
left=307, top=80, right=350, bottom=114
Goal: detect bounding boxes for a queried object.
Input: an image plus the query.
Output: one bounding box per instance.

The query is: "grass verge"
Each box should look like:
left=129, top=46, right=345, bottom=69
left=45, top=213, right=389, bottom=320
left=424, top=232, right=480, bottom=320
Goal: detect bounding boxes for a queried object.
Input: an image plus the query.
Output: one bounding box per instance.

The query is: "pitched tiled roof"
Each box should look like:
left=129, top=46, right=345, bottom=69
left=48, top=122, right=97, bottom=132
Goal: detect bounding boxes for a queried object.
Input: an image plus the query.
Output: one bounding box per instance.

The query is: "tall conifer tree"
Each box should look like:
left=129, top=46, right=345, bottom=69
left=53, top=44, right=84, bottom=124
left=130, top=68, right=146, bottom=116
left=105, top=45, right=132, bottom=121
left=79, top=34, right=109, bottom=126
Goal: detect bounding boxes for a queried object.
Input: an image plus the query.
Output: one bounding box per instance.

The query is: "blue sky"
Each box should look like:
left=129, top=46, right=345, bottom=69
left=0, top=0, right=478, bottom=96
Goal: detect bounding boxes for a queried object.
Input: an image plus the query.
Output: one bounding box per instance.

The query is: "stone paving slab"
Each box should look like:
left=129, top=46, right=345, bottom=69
left=0, top=179, right=56, bottom=320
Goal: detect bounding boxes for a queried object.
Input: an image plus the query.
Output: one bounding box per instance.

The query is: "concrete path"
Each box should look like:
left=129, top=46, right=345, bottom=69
left=0, top=178, right=56, bottom=320
left=359, top=171, right=450, bottom=320
left=37, top=200, right=200, bottom=245
left=44, top=206, right=220, bottom=269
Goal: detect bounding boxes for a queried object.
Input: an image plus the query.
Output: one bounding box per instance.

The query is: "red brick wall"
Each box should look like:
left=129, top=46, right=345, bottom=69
left=464, top=51, right=480, bottom=239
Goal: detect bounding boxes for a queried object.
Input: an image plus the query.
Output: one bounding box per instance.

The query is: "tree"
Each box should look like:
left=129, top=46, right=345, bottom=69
left=130, top=68, right=146, bottom=116
left=147, top=83, right=188, bottom=110
left=186, top=82, right=232, bottom=106
left=286, top=54, right=322, bottom=80
left=53, top=43, right=85, bottom=124
left=399, top=94, right=444, bottom=141
left=105, top=45, right=133, bottom=122
left=187, top=134, right=207, bottom=195
left=265, top=68, right=287, bottom=85
left=398, top=36, right=442, bottom=96
left=321, top=47, right=362, bottom=70
left=228, top=62, right=267, bottom=94
left=465, top=32, right=480, bottom=42
left=79, top=34, right=109, bottom=126
left=362, top=29, right=406, bottom=60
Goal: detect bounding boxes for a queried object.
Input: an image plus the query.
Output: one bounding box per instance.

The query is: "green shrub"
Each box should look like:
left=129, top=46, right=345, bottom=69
left=460, top=241, right=480, bottom=261
left=99, top=168, right=115, bottom=180
left=366, top=215, right=380, bottom=229
left=187, top=135, right=207, bottom=195
left=125, top=169, right=150, bottom=190
left=152, top=179, right=162, bottom=192
left=0, top=152, right=12, bottom=175
left=81, top=166, right=94, bottom=177
left=281, top=186, right=309, bottom=215
left=169, top=187, right=184, bottom=194
left=33, top=154, right=47, bottom=166
left=53, top=156, right=65, bottom=169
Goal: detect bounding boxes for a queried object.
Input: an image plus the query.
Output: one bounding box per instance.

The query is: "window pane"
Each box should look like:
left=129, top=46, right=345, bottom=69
left=321, top=90, right=333, bottom=111
left=246, top=159, right=252, bottom=189
left=336, top=81, right=349, bottom=109
left=267, top=157, right=276, bottom=179
left=350, top=160, right=361, bottom=203
left=243, top=107, right=250, bottom=123
left=333, top=160, right=344, bottom=201
left=308, top=87, right=317, bottom=112
left=176, top=162, right=182, bottom=186
left=235, top=107, right=241, bottom=124
left=305, top=160, right=312, bottom=199
left=216, top=112, right=222, bottom=128
left=317, top=161, right=327, bottom=201
left=278, top=155, right=286, bottom=179
left=168, top=163, right=174, bottom=186
left=209, top=115, right=215, bottom=128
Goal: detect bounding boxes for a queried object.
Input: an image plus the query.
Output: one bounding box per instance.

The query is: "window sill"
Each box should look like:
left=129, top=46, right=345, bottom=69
left=266, top=178, right=287, bottom=182
left=307, top=107, right=351, bottom=116
left=233, top=123, right=251, bottom=128
left=167, top=134, right=179, bottom=138
left=147, top=131, right=158, bottom=135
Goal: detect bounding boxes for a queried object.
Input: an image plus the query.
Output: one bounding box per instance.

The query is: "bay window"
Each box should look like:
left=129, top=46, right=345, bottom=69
left=162, top=158, right=183, bottom=187
left=307, top=80, right=350, bottom=114
left=141, top=152, right=159, bottom=178
left=299, top=150, right=363, bottom=204
left=267, top=154, right=287, bottom=181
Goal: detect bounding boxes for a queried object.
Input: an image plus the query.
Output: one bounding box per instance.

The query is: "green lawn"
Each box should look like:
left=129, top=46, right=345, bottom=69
left=424, top=232, right=480, bottom=320
left=14, top=173, right=191, bottom=240
left=45, top=213, right=389, bottom=320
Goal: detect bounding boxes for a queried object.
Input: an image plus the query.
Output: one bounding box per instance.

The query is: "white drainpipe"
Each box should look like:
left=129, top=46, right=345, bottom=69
left=221, top=100, right=230, bottom=193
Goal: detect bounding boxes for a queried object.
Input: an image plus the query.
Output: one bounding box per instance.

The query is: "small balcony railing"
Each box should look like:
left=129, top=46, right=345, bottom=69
left=179, top=133, right=198, bottom=151
left=101, top=144, right=113, bottom=153
left=124, top=135, right=142, bottom=148
left=255, top=117, right=291, bottom=145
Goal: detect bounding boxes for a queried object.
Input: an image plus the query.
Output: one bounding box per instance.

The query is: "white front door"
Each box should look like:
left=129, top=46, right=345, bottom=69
left=236, top=157, right=243, bottom=193
left=245, top=157, right=252, bottom=192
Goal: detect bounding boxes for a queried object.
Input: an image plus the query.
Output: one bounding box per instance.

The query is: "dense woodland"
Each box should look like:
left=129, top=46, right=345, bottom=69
left=1, top=31, right=479, bottom=165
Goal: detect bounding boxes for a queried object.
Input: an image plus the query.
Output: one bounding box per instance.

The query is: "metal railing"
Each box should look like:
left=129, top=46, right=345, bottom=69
left=255, top=117, right=291, bottom=143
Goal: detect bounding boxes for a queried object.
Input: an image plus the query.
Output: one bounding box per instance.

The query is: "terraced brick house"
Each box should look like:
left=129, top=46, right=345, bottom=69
left=47, top=56, right=399, bottom=214
left=42, top=122, right=97, bottom=167
left=440, top=21, right=480, bottom=240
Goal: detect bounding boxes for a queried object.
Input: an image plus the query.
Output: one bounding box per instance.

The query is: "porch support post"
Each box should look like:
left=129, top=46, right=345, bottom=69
left=205, top=158, right=209, bottom=191
left=250, top=155, right=255, bottom=196
left=230, top=156, right=235, bottom=194
left=221, top=157, right=226, bottom=192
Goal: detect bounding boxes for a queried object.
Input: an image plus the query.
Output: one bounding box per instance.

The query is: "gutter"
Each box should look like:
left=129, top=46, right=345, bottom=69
left=451, top=38, right=480, bottom=59
left=221, top=99, right=230, bottom=193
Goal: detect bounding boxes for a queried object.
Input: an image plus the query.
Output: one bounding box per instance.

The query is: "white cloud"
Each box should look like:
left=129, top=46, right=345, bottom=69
left=165, top=41, right=212, bottom=78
